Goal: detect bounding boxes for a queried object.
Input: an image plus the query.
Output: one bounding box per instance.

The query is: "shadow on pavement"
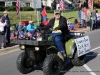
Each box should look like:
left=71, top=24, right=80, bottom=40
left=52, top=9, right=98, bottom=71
left=60, top=62, right=74, bottom=75
left=60, top=51, right=97, bottom=75
left=85, top=51, right=97, bottom=64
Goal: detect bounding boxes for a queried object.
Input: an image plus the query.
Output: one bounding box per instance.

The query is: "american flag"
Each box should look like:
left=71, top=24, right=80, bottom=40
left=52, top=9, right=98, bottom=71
left=59, top=0, right=65, bottom=11
left=16, top=0, right=20, bottom=15
left=88, top=0, right=92, bottom=9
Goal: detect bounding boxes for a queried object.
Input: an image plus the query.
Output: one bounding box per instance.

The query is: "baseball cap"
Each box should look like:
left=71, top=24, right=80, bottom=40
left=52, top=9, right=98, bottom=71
left=54, top=10, right=60, bottom=14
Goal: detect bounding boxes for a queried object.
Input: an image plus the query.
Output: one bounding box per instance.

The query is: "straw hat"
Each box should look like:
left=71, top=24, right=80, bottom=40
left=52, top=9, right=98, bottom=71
left=29, top=21, right=33, bottom=23
left=3, top=10, right=9, bottom=14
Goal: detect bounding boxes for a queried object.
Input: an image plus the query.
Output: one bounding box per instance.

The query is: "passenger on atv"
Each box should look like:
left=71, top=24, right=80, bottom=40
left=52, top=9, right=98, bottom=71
left=43, top=10, right=70, bottom=54
left=18, top=21, right=37, bottom=40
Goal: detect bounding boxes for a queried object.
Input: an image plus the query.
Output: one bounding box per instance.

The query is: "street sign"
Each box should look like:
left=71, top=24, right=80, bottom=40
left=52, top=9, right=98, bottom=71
left=33, top=0, right=41, bottom=9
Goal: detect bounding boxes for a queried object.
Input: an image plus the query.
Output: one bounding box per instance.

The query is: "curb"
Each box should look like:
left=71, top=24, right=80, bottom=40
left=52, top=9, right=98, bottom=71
left=0, top=45, right=19, bottom=53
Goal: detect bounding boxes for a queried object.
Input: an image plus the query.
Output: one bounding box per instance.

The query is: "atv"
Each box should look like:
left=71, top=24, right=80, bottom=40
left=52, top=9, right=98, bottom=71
left=11, top=26, right=91, bottom=75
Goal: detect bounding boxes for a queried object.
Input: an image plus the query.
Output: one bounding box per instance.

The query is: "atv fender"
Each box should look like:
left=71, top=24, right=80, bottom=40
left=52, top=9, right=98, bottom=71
left=65, top=39, right=76, bottom=58
left=46, top=46, right=59, bottom=54
left=46, top=46, right=64, bottom=61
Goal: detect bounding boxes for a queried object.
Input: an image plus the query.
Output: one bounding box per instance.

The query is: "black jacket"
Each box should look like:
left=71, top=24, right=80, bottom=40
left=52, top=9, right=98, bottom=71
left=46, top=16, right=70, bottom=40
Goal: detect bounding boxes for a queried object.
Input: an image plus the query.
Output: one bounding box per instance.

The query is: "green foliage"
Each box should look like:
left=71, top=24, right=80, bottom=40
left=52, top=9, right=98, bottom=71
left=94, top=3, right=100, bottom=8
left=21, top=7, right=34, bottom=11
left=46, top=6, right=51, bottom=10
left=5, top=6, right=16, bottom=11
left=0, top=6, right=34, bottom=11
left=0, top=6, right=5, bottom=11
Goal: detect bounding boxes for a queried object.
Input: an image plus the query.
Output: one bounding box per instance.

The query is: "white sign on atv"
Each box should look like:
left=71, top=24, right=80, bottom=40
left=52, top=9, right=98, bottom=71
left=74, top=36, right=91, bottom=57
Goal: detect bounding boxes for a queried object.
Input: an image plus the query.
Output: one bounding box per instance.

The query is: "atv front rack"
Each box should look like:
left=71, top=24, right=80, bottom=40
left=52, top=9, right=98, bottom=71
left=11, top=39, right=54, bottom=46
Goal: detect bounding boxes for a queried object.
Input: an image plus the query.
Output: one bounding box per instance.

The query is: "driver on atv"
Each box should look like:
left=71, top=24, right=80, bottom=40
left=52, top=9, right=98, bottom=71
left=46, top=10, right=70, bottom=54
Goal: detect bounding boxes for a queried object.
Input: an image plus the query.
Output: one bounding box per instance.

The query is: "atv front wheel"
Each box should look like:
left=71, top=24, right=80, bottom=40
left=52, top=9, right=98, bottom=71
left=16, top=52, right=33, bottom=74
left=71, top=50, right=86, bottom=66
left=43, top=54, right=62, bottom=75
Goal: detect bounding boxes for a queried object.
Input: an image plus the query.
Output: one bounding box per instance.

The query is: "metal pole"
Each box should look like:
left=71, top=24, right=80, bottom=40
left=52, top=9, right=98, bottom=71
left=92, top=0, right=93, bottom=10
left=36, top=9, right=39, bottom=25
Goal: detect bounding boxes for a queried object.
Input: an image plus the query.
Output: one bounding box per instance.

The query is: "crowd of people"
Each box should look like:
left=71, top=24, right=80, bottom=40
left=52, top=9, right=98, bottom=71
left=67, top=6, right=100, bottom=32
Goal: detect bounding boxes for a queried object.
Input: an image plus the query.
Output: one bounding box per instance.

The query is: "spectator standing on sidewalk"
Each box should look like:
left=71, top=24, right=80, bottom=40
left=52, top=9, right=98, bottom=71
left=96, top=10, right=100, bottom=29
left=0, top=16, right=7, bottom=49
left=83, top=7, right=87, bottom=28
left=85, top=9, right=91, bottom=31
left=80, top=8, right=86, bottom=28
left=78, top=2, right=82, bottom=22
left=42, top=6, right=47, bottom=22
left=91, top=7, right=97, bottom=30
left=2, top=10, right=11, bottom=45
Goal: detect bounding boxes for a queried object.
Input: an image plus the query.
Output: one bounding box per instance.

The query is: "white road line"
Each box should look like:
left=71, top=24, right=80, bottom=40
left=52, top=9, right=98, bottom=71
left=91, top=46, right=100, bottom=51
left=83, top=64, right=96, bottom=75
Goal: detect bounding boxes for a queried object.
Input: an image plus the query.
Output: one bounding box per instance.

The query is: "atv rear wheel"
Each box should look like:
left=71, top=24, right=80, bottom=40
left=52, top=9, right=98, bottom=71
left=43, top=54, right=62, bottom=75
left=71, top=50, right=86, bottom=66
left=16, top=52, right=33, bottom=74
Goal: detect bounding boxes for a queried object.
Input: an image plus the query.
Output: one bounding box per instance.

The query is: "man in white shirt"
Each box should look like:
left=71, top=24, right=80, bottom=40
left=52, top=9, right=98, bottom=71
left=0, top=16, right=7, bottom=49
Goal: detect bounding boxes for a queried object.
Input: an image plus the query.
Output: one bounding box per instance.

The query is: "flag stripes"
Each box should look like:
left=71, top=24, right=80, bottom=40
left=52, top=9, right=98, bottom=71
left=16, top=0, right=20, bottom=15
left=60, top=0, right=65, bottom=11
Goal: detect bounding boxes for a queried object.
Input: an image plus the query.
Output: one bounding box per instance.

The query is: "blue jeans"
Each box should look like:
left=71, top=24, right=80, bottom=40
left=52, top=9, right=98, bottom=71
left=78, top=11, right=81, bottom=20
left=42, top=16, right=47, bottom=22
left=5, top=27, right=10, bottom=43
left=49, top=33, right=65, bottom=53
left=28, top=29, right=35, bottom=38
left=81, top=20, right=85, bottom=28
left=96, top=20, right=99, bottom=29
left=90, top=20, right=96, bottom=30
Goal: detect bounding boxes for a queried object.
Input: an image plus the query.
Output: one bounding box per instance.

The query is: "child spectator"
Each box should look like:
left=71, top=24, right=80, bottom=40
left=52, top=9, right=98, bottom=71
left=25, top=21, right=37, bottom=39
left=74, top=19, right=81, bottom=30
left=18, top=22, right=25, bottom=39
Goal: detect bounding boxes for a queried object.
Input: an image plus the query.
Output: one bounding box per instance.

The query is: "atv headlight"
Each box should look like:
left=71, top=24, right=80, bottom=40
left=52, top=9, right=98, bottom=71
left=20, top=45, right=25, bottom=50
left=35, top=47, right=39, bottom=51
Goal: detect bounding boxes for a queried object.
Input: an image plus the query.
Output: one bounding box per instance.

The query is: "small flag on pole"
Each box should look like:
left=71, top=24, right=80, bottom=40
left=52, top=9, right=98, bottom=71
left=88, top=0, right=92, bottom=9
left=59, top=0, right=65, bottom=11
left=16, top=0, right=20, bottom=15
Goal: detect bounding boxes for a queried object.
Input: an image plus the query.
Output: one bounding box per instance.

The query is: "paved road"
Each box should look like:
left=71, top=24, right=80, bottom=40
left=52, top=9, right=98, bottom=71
left=0, top=30, right=100, bottom=75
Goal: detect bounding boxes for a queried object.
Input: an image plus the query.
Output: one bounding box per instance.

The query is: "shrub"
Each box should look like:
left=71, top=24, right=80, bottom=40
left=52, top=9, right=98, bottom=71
left=5, top=6, right=16, bottom=11
left=0, top=6, right=5, bottom=11
left=21, top=7, right=34, bottom=11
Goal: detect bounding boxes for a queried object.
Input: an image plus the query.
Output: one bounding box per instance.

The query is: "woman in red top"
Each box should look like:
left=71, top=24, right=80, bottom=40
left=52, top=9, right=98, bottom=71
left=42, top=6, right=47, bottom=22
